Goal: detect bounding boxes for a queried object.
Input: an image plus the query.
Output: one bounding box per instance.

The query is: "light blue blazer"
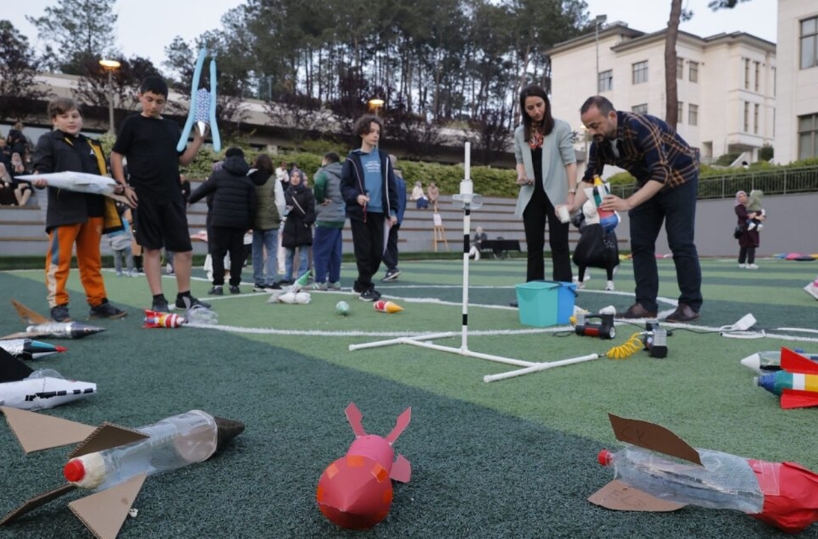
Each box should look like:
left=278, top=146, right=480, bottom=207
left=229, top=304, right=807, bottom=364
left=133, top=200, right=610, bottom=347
left=513, top=118, right=576, bottom=218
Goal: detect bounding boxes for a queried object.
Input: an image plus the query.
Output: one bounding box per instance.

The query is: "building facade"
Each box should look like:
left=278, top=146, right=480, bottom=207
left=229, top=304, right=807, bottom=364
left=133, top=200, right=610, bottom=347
left=776, top=0, right=818, bottom=164
left=547, top=22, right=776, bottom=166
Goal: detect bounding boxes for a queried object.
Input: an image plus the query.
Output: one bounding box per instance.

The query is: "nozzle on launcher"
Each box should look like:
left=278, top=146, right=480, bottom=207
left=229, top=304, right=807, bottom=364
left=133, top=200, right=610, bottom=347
left=574, top=313, right=616, bottom=340
left=640, top=320, right=668, bottom=358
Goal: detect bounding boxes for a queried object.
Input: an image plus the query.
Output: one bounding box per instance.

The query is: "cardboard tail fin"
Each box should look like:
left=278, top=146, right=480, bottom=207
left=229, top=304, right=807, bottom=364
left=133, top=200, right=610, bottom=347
left=11, top=300, right=50, bottom=325
left=1, top=406, right=97, bottom=453
left=0, top=349, right=33, bottom=383
left=1, top=484, right=77, bottom=526
left=68, top=474, right=146, bottom=539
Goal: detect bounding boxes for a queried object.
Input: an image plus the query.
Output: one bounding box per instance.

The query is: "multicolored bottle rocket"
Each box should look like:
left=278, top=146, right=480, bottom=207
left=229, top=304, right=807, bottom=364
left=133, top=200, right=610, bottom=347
left=754, top=348, right=818, bottom=408
left=591, top=176, right=620, bottom=232
left=0, top=339, right=66, bottom=360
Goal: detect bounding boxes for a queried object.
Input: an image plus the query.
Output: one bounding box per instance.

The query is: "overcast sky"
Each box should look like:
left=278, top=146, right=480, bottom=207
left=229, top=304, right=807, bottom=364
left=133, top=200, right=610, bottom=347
left=6, top=0, right=776, bottom=71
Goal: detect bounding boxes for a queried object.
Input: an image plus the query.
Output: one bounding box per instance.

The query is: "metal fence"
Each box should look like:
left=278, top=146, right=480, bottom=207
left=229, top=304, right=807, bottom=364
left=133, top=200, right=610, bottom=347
left=611, top=165, right=818, bottom=200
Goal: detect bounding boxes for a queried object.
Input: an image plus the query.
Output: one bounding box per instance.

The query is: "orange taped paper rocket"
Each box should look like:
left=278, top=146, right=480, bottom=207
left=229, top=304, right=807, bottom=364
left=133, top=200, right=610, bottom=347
left=317, top=403, right=412, bottom=529
left=143, top=309, right=186, bottom=328
left=589, top=414, right=818, bottom=533
left=0, top=407, right=245, bottom=539
left=373, top=300, right=403, bottom=314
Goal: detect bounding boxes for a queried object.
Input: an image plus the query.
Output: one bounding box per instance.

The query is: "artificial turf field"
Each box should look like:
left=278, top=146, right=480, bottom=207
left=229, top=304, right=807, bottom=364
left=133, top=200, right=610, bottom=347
left=1, top=257, right=817, bottom=539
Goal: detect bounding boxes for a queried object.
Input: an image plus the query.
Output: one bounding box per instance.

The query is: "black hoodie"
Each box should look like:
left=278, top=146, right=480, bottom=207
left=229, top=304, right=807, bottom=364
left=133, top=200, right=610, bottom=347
left=188, top=155, right=257, bottom=229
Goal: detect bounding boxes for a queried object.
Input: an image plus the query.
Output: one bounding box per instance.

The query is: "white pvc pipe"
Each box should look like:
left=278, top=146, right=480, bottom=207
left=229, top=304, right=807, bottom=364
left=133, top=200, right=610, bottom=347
left=483, top=353, right=601, bottom=383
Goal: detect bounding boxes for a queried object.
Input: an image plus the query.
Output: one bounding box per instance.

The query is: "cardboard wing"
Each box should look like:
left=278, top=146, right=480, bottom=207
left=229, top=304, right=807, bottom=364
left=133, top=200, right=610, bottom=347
left=588, top=414, right=701, bottom=512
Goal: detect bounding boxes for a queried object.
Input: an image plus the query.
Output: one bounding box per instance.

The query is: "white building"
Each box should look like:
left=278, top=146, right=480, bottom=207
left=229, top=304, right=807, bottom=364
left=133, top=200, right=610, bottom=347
left=776, top=0, right=818, bottom=163
left=547, top=22, right=776, bottom=166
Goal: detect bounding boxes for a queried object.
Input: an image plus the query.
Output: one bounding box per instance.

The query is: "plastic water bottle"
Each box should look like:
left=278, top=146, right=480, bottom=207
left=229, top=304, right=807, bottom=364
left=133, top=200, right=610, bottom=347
left=63, top=410, right=218, bottom=491
left=598, top=445, right=764, bottom=514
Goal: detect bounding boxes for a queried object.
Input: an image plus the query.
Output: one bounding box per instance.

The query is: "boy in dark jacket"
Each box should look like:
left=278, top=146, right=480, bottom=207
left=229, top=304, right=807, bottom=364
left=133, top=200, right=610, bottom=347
left=188, top=147, right=257, bottom=294
left=339, top=115, right=398, bottom=301
left=31, top=97, right=127, bottom=322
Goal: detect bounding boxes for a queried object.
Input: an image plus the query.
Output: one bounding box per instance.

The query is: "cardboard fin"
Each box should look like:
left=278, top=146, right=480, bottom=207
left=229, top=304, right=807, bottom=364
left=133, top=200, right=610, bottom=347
left=390, top=454, right=412, bottom=483
left=69, top=474, right=146, bottom=539
left=69, top=423, right=149, bottom=459
left=345, top=403, right=366, bottom=437
left=0, top=484, right=76, bottom=525
left=1, top=406, right=96, bottom=453
left=588, top=480, right=686, bottom=512
left=385, top=407, right=411, bottom=444
left=0, top=331, right=48, bottom=340
left=608, top=414, right=702, bottom=465
left=0, top=349, right=34, bottom=383
left=11, top=300, right=50, bottom=325
left=781, top=347, right=818, bottom=374
left=781, top=389, right=818, bottom=409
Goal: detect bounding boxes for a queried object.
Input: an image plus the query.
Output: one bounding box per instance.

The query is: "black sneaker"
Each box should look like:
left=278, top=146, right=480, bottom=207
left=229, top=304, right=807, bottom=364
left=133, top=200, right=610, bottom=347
left=51, top=304, right=72, bottom=322
left=151, top=297, right=170, bottom=313
left=208, top=286, right=224, bottom=296
left=229, top=285, right=241, bottom=294
left=176, top=295, right=212, bottom=310
left=89, top=300, right=127, bottom=319
left=266, top=282, right=282, bottom=290
left=382, top=269, right=401, bottom=282
left=253, top=283, right=267, bottom=292
left=359, top=289, right=382, bottom=302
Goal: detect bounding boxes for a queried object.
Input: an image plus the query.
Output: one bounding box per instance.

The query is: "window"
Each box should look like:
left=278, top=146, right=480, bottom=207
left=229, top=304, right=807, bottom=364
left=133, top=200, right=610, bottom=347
left=744, top=59, right=750, bottom=89
left=676, top=57, right=684, bottom=79
left=689, top=61, right=699, bottom=83
left=754, top=61, right=760, bottom=92
left=798, top=114, right=818, bottom=160
left=632, top=103, right=648, bottom=114
left=801, top=16, right=818, bottom=69
left=678, top=102, right=684, bottom=123
left=632, top=61, right=648, bottom=84
left=754, top=104, right=759, bottom=134
left=688, top=104, right=698, bottom=126
left=743, top=102, right=750, bottom=132
left=598, top=69, right=613, bottom=92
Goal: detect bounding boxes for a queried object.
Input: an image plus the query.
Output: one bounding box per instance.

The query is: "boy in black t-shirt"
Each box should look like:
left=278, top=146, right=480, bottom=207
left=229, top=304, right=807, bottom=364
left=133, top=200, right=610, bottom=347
left=110, top=76, right=208, bottom=312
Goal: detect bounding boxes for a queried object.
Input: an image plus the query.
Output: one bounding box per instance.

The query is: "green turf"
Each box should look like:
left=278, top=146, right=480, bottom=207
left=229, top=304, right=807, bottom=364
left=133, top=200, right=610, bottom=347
left=1, top=258, right=817, bottom=538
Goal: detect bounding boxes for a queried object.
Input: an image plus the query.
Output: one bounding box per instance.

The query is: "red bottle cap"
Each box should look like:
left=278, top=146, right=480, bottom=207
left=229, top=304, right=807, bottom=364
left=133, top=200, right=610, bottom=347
left=63, top=459, right=85, bottom=482
left=597, top=449, right=612, bottom=466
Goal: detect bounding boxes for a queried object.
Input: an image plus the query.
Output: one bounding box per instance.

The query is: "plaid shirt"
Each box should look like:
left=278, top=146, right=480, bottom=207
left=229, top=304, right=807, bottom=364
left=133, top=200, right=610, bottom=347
left=583, top=111, right=698, bottom=189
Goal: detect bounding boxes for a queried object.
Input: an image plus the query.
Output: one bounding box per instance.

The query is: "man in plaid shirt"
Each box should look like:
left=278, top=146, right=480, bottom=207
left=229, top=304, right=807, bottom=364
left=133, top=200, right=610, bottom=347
left=573, top=95, right=702, bottom=323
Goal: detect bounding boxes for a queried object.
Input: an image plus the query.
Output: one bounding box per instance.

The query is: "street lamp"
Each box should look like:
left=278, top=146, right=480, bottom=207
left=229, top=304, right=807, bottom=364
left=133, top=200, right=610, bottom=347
left=594, top=15, right=607, bottom=93
left=368, top=98, right=384, bottom=116
left=99, top=59, right=121, bottom=134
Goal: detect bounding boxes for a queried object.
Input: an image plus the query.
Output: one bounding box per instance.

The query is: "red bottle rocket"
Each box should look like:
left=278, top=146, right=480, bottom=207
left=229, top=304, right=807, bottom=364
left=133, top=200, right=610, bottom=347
left=316, top=403, right=411, bottom=529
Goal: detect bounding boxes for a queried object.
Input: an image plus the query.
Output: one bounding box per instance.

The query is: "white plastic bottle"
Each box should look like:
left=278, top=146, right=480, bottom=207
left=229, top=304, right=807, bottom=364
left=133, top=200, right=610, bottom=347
left=598, top=445, right=764, bottom=514
left=64, top=410, right=218, bottom=491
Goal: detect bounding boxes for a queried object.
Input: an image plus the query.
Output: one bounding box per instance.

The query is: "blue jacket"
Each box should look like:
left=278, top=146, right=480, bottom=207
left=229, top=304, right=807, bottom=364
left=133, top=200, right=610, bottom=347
left=340, top=150, right=398, bottom=221
left=394, top=171, right=407, bottom=225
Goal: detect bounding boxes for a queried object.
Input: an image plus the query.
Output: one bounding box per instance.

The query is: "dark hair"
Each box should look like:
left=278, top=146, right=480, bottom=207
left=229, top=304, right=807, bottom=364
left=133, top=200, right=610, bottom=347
left=225, top=147, right=245, bottom=159
left=139, top=76, right=168, bottom=98
left=580, top=96, right=616, bottom=116
left=519, top=85, right=554, bottom=140
left=353, top=115, right=383, bottom=138
left=254, top=153, right=274, bottom=173
left=48, top=97, right=81, bottom=118
left=323, top=151, right=340, bottom=164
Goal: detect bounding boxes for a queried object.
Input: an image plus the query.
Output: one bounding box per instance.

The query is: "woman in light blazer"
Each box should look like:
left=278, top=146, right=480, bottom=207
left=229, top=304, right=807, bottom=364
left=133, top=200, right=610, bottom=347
left=513, top=85, right=577, bottom=283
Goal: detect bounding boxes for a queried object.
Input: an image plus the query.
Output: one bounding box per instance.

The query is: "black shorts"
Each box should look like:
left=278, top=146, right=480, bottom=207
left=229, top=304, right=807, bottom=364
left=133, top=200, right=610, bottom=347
left=133, top=195, right=192, bottom=252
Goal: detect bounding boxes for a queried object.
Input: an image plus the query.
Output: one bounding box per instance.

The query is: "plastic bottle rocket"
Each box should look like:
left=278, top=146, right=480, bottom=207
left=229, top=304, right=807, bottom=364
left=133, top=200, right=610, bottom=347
left=317, top=403, right=411, bottom=529
left=0, top=349, right=95, bottom=410
left=592, top=176, right=620, bottom=232
left=143, top=310, right=186, bottom=328
left=754, top=348, right=818, bottom=408
left=373, top=300, right=403, bottom=314
left=0, top=339, right=66, bottom=360
left=590, top=414, right=818, bottom=533
left=7, top=300, right=105, bottom=339
left=740, top=348, right=818, bottom=374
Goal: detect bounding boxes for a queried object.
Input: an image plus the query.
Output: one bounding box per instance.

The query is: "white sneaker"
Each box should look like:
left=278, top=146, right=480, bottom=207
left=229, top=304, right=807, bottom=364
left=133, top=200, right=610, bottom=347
left=605, top=281, right=615, bottom=291
left=746, top=263, right=759, bottom=269
left=757, top=224, right=764, bottom=231
left=747, top=222, right=756, bottom=231
left=738, top=263, right=746, bottom=268
left=805, top=282, right=818, bottom=301
left=576, top=280, right=586, bottom=290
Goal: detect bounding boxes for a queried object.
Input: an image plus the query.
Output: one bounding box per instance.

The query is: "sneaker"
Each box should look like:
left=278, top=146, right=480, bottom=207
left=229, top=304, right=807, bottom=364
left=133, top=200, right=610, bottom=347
left=738, top=263, right=746, bottom=268
left=253, top=283, right=268, bottom=292
left=605, top=281, right=615, bottom=291
left=618, top=303, right=658, bottom=319
left=176, top=295, right=211, bottom=310
left=229, top=285, right=241, bottom=294
left=116, top=271, right=123, bottom=277
left=576, top=280, right=586, bottom=290
left=266, top=282, right=282, bottom=290
left=747, top=222, right=756, bottom=231
left=151, top=297, right=170, bottom=313
left=305, top=282, right=328, bottom=291
left=804, top=282, right=818, bottom=301
left=756, top=224, right=764, bottom=231
left=208, top=286, right=224, bottom=296
left=89, top=300, right=127, bottom=319
left=50, top=304, right=72, bottom=322
left=359, top=289, right=381, bottom=302
left=328, top=282, right=341, bottom=290
left=382, top=269, right=401, bottom=282
left=166, top=263, right=175, bottom=274
left=665, top=303, right=700, bottom=323
left=746, top=263, right=759, bottom=269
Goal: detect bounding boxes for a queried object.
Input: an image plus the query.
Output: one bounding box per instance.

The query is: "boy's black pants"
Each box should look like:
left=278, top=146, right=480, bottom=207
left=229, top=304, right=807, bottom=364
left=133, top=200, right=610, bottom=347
left=210, top=226, right=246, bottom=286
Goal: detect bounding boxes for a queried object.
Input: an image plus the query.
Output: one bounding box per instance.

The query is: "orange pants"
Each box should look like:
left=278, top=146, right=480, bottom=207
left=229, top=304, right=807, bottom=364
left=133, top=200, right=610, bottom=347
left=45, top=217, right=107, bottom=308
